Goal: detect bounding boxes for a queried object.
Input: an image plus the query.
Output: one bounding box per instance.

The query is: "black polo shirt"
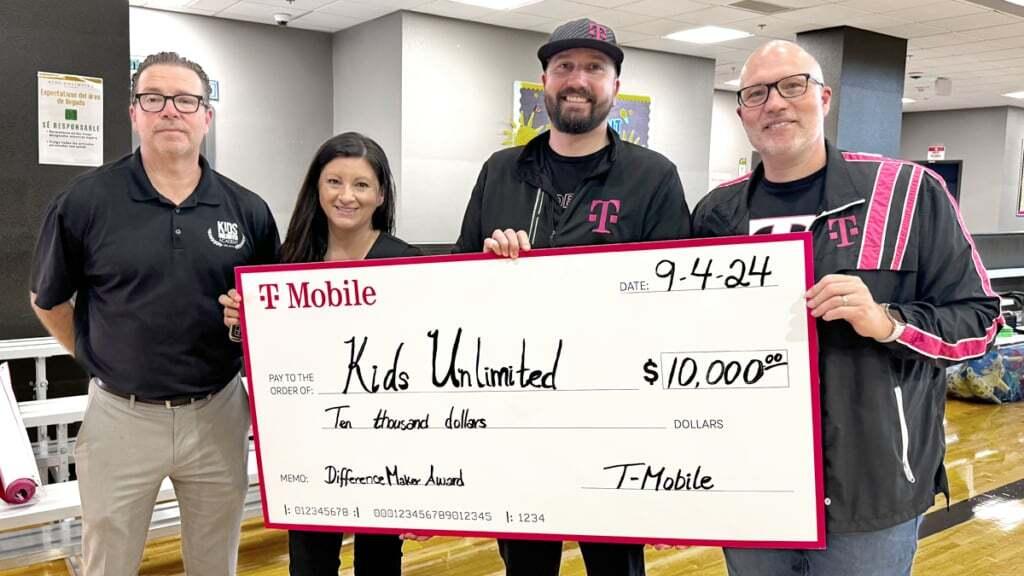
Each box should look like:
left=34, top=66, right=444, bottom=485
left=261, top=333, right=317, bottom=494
left=31, top=150, right=280, bottom=399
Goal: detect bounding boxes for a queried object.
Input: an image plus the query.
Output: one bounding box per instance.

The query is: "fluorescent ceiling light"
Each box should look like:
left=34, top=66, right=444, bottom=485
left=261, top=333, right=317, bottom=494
left=725, top=78, right=741, bottom=87
left=1005, top=0, right=1024, bottom=6
left=1004, top=91, right=1024, bottom=99
left=902, top=97, right=915, bottom=104
left=450, top=0, right=544, bottom=9
left=665, top=26, right=752, bottom=44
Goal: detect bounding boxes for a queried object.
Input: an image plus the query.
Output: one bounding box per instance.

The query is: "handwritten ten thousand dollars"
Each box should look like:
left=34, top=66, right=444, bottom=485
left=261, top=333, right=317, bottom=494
left=236, top=233, right=824, bottom=548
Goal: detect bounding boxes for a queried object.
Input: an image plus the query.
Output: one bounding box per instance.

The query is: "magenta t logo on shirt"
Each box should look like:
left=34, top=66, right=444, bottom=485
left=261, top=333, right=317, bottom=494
left=827, top=215, right=860, bottom=248
left=589, top=199, right=620, bottom=234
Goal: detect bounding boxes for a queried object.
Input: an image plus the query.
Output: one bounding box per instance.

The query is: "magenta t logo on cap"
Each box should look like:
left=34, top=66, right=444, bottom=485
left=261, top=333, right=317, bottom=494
left=537, top=17, right=624, bottom=73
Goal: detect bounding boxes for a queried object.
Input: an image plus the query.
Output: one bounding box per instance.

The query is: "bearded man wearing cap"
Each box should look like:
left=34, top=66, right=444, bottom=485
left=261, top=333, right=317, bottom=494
left=454, top=18, right=691, bottom=576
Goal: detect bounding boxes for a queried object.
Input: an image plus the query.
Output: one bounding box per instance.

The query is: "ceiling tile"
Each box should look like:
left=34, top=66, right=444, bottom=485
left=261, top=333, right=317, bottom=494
left=718, top=35, right=766, bottom=51
left=705, top=45, right=753, bottom=62
left=767, top=0, right=832, bottom=7
left=973, top=47, right=1024, bottom=62
left=612, top=28, right=654, bottom=43
left=968, top=34, right=1024, bottom=49
left=290, top=9, right=358, bottom=29
left=213, top=11, right=274, bottom=26
left=145, top=0, right=194, bottom=7
left=180, top=7, right=219, bottom=15
left=626, top=36, right=721, bottom=57
left=729, top=15, right=804, bottom=37
left=222, top=1, right=288, bottom=18
left=287, top=22, right=335, bottom=31
left=884, top=1, right=982, bottom=22
left=319, top=0, right=394, bottom=19
left=930, top=53, right=980, bottom=66
left=411, top=0, right=493, bottom=20
left=962, top=38, right=1024, bottom=51
left=774, top=5, right=871, bottom=26
left=623, top=18, right=696, bottom=36
left=839, top=14, right=911, bottom=34
left=956, top=21, right=1024, bottom=40
left=584, top=8, right=655, bottom=27
left=839, top=0, right=934, bottom=12
left=925, top=10, right=1018, bottom=31
left=347, top=0, right=430, bottom=8
left=617, top=0, right=706, bottom=18
left=919, top=41, right=989, bottom=56
left=516, top=0, right=598, bottom=19
left=907, top=32, right=971, bottom=48
left=188, top=0, right=238, bottom=11
left=572, top=0, right=637, bottom=7
left=874, top=21, right=948, bottom=38
left=478, top=10, right=553, bottom=28
left=671, top=6, right=762, bottom=24
left=247, top=0, right=337, bottom=9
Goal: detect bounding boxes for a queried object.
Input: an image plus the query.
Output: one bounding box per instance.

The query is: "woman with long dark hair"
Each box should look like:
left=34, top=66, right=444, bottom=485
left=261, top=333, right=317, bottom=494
left=221, top=132, right=416, bottom=575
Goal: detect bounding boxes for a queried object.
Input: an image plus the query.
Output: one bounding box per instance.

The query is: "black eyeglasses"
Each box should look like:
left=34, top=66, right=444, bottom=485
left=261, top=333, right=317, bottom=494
left=134, top=93, right=206, bottom=113
left=737, top=73, right=823, bottom=108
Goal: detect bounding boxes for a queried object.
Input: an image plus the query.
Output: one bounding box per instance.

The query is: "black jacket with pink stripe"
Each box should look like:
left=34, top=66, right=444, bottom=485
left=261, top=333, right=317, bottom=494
left=693, top=142, right=1002, bottom=533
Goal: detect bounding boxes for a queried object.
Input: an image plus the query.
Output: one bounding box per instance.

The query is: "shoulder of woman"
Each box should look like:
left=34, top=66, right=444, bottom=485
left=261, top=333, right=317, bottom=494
left=375, top=233, right=423, bottom=258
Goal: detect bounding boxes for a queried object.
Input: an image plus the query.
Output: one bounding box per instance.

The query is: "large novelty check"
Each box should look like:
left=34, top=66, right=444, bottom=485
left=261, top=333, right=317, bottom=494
left=237, top=233, right=824, bottom=548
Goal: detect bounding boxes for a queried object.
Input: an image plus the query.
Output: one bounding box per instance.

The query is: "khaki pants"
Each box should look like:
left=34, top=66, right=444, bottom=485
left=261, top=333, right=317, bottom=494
left=74, top=376, right=251, bottom=576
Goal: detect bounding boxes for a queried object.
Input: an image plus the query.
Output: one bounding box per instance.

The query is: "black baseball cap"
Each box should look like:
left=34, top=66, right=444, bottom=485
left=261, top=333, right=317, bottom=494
left=538, top=18, right=624, bottom=74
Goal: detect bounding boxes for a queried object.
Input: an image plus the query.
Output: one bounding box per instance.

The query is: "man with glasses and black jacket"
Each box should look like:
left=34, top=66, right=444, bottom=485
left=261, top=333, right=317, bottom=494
left=693, top=40, right=1001, bottom=576
left=454, top=17, right=691, bottom=576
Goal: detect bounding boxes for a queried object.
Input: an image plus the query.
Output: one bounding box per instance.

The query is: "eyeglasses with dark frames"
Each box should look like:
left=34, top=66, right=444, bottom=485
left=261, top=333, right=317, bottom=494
left=736, top=73, right=824, bottom=108
left=134, top=93, right=206, bottom=114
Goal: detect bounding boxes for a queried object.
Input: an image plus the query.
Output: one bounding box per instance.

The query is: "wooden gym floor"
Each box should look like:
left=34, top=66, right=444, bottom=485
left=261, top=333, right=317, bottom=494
left=3, top=398, right=1022, bottom=575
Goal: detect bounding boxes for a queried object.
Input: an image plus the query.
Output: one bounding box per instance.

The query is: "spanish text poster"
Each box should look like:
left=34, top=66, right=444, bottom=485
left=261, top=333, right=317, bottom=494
left=38, top=71, right=103, bottom=167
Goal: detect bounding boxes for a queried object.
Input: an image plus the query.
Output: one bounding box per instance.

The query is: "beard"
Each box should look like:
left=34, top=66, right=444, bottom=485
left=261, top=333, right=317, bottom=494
left=545, top=88, right=613, bottom=135
left=745, top=118, right=822, bottom=162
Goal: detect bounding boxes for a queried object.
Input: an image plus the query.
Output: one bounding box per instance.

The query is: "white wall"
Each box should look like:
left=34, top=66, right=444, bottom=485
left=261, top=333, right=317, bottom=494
left=399, top=12, right=714, bottom=243
left=399, top=12, right=543, bottom=243
left=709, top=89, right=753, bottom=190
left=900, top=107, right=1012, bottom=234
left=333, top=13, right=403, bottom=195
left=622, top=45, right=714, bottom=210
left=1002, top=107, right=1024, bottom=231
left=130, top=7, right=333, bottom=233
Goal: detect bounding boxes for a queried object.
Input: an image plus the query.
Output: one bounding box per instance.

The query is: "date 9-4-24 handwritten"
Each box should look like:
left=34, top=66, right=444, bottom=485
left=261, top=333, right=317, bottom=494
left=652, top=256, right=774, bottom=292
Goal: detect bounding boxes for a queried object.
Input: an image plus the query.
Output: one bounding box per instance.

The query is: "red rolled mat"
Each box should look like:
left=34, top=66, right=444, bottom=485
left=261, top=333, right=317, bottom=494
left=0, top=362, right=40, bottom=505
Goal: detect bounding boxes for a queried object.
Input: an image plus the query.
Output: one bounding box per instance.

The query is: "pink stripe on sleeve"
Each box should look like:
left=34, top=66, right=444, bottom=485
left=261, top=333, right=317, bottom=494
left=856, top=161, right=901, bottom=269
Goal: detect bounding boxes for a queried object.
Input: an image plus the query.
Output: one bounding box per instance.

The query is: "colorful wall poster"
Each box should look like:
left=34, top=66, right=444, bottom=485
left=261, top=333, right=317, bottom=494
left=505, top=81, right=651, bottom=148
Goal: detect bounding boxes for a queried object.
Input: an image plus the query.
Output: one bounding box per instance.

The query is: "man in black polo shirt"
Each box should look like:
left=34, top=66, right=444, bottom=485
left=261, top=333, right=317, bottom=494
left=455, top=18, right=690, bottom=576
left=29, top=52, right=279, bottom=575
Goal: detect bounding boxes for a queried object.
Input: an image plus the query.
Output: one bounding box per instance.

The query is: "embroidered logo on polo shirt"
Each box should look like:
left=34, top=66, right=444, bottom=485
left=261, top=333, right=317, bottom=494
left=207, top=221, right=247, bottom=250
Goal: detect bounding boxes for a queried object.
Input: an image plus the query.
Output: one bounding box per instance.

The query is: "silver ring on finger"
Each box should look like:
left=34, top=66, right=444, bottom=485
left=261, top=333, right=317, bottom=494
left=841, top=294, right=849, bottom=306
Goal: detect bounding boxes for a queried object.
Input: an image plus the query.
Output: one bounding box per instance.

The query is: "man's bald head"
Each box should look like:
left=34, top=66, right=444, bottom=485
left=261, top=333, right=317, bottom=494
left=740, top=40, right=823, bottom=88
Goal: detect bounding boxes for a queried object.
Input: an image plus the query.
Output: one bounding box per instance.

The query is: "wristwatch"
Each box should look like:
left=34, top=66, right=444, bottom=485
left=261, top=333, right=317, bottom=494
left=877, top=303, right=906, bottom=343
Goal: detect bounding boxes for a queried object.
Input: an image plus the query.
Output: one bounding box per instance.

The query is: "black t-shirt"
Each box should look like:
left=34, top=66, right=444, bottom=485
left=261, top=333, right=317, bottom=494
left=748, top=166, right=826, bottom=235
left=541, top=143, right=610, bottom=215
left=30, top=150, right=280, bottom=399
